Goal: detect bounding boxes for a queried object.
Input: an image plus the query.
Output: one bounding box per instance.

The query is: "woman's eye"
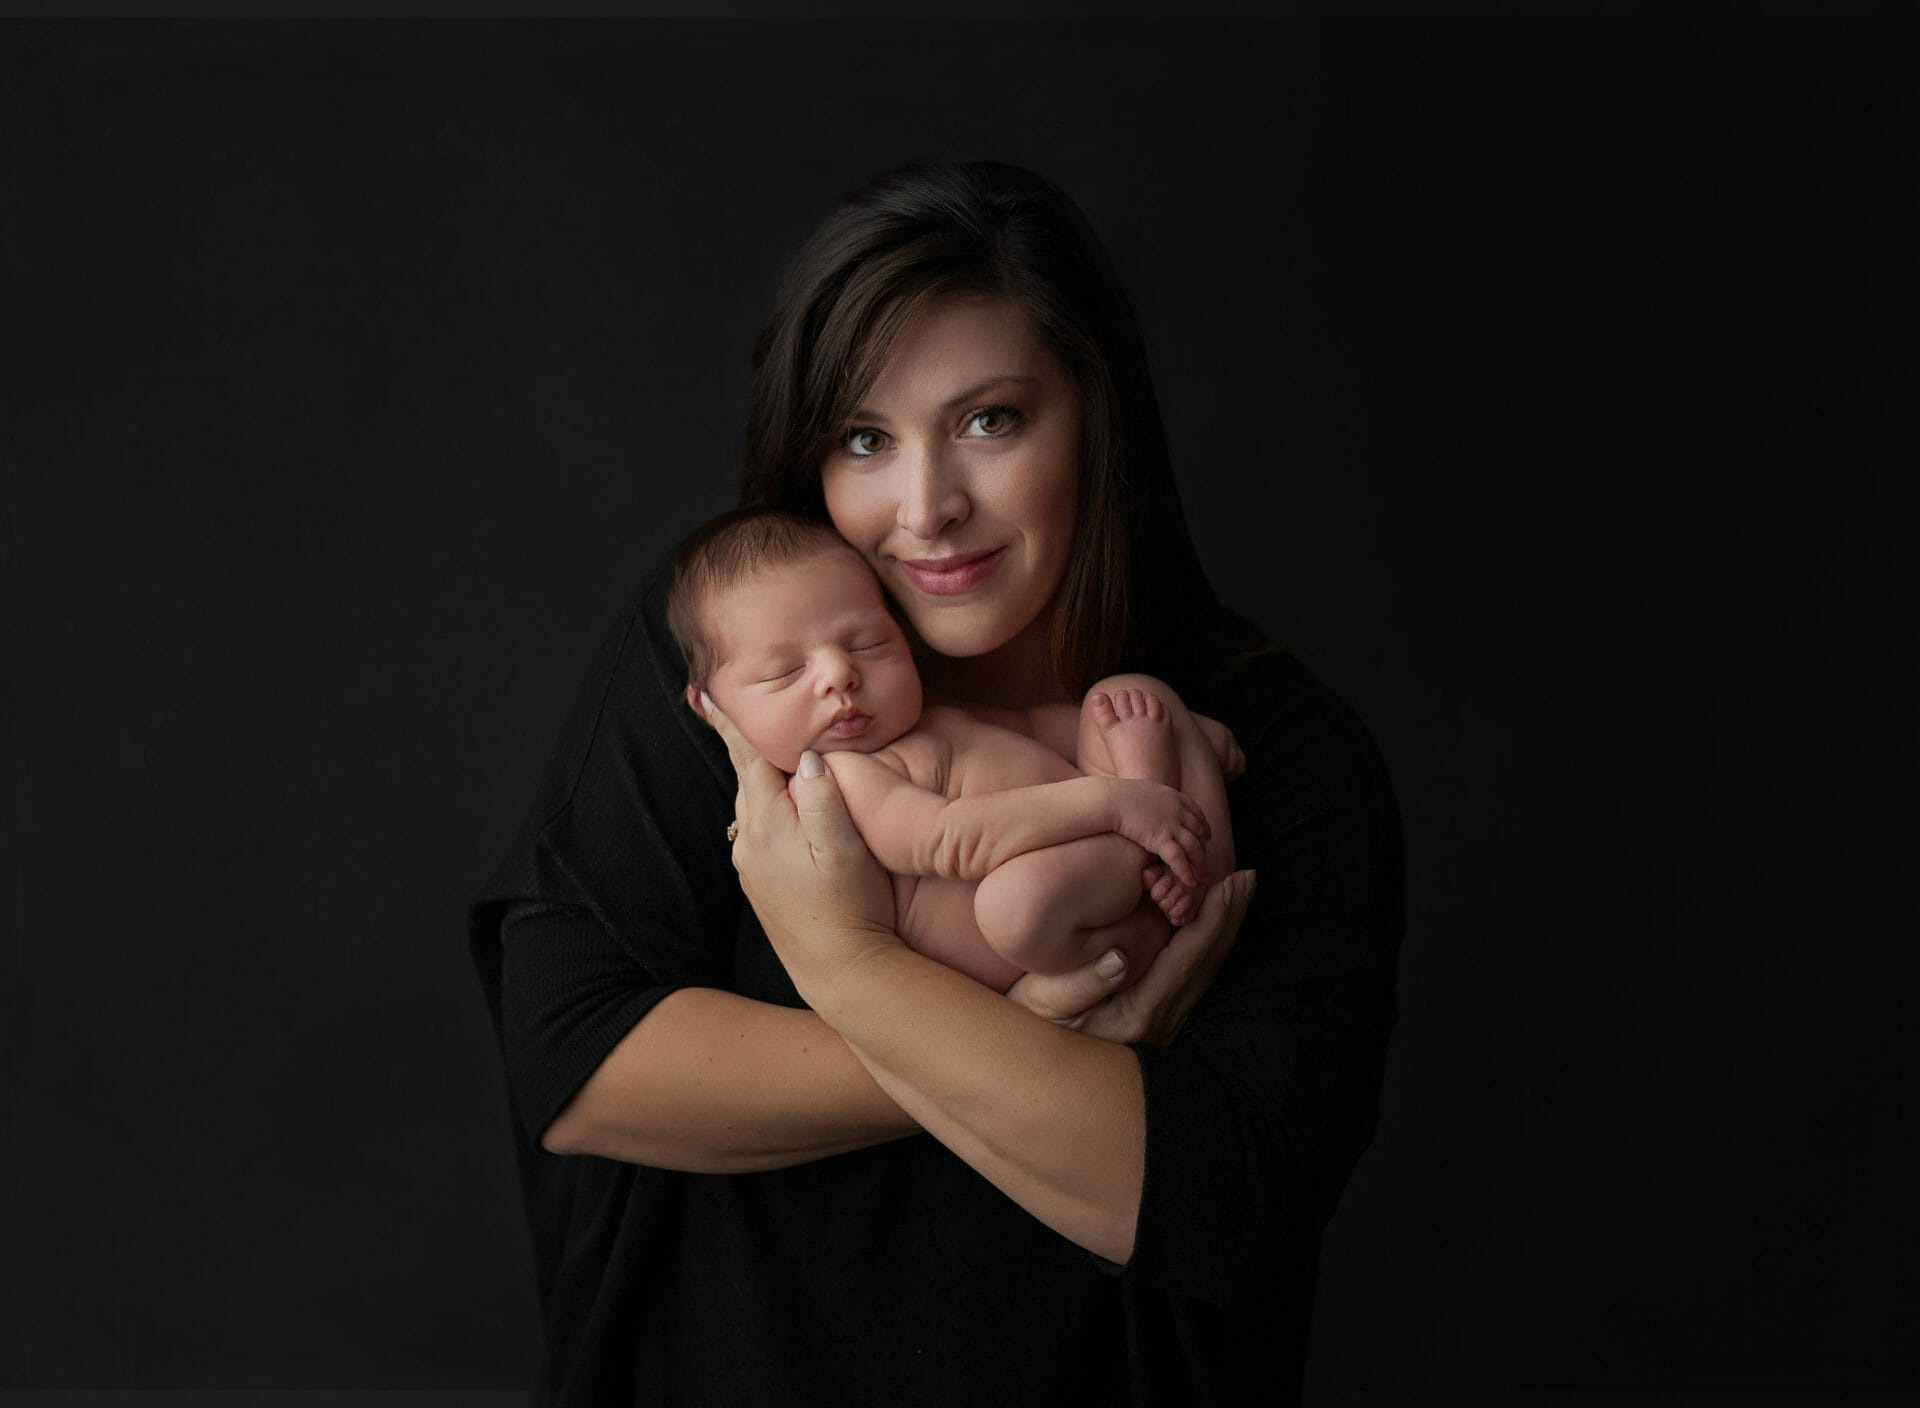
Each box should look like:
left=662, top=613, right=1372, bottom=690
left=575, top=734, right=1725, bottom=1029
left=845, top=427, right=887, bottom=458
left=965, top=405, right=1021, bottom=437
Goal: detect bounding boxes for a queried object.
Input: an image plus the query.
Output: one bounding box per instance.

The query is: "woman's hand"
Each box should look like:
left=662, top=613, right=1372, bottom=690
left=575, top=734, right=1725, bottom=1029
left=1004, top=869, right=1257, bottom=1046
left=1192, top=712, right=1247, bottom=783
left=701, top=694, right=901, bottom=994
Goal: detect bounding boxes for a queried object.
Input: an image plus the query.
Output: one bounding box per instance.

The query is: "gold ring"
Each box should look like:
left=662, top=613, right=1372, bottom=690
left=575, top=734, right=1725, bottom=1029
left=726, top=820, right=740, bottom=843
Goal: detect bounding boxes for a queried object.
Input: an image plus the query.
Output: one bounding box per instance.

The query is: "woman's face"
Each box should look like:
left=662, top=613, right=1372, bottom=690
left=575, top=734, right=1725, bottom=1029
left=820, top=295, right=1082, bottom=669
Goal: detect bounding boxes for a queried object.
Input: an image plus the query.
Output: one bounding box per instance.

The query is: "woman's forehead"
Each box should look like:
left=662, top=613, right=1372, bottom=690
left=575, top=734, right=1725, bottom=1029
left=854, top=295, right=1062, bottom=415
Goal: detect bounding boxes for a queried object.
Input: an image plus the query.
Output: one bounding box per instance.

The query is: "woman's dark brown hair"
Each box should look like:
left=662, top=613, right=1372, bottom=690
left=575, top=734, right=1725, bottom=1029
left=740, top=157, right=1273, bottom=696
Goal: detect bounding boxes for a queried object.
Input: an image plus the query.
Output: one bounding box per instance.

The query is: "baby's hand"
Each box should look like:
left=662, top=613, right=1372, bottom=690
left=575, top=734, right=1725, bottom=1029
left=1107, top=778, right=1210, bottom=889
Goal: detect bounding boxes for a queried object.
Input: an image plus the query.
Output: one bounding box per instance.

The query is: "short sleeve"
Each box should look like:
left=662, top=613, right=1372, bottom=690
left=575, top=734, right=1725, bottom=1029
left=468, top=563, right=752, bottom=1150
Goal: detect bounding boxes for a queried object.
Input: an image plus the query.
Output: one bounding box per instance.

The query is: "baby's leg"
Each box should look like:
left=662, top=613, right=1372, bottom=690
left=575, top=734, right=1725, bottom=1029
left=1079, top=674, right=1236, bottom=925
left=972, top=674, right=1233, bottom=973
left=973, top=835, right=1171, bottom=976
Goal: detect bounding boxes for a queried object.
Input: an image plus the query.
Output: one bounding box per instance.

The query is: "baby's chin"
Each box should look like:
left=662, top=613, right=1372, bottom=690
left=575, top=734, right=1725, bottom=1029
left=768, top=725, right=905, bottom=775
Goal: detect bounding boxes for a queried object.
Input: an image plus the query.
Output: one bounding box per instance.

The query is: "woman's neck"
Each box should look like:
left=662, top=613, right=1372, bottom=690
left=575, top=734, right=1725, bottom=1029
left=917, top=612, right=1070, bottom=708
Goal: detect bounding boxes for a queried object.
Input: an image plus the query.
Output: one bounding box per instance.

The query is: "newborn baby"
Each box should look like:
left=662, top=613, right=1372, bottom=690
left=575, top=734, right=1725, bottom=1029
left=670, top=508, right=1235, bottom=992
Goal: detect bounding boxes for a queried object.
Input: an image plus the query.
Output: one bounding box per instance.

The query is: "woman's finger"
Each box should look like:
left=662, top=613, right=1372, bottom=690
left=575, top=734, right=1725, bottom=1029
left=786, top=749, right=897, bottom=926
left=1004, top=946, right=1134, bottom=1025
left=1074, top=869, right=1256, bottom=1047
left=1131, top=869, right=1254, bottom=1038
left=788, top=751, right=866, bottom=864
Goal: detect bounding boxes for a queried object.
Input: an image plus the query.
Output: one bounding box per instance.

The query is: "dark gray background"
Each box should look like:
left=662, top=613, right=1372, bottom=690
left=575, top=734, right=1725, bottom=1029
left=5, top=18, right=1913, bottom=1394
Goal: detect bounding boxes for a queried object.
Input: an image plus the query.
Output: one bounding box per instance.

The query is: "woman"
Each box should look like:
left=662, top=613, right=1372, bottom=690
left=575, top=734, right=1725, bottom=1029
left=470, top=159, right=1403, bottom=1406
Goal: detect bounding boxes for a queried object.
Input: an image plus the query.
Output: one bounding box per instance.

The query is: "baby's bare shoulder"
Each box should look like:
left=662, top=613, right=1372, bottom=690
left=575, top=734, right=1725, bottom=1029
left=853, top=725, right=947, bottom=793
left=922, top=704, right=1080, bottom=793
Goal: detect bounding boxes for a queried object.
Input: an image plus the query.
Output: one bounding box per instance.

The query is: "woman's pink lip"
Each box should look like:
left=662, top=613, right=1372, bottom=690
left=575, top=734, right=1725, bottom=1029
left=898, top=547, right=1003, bottom=596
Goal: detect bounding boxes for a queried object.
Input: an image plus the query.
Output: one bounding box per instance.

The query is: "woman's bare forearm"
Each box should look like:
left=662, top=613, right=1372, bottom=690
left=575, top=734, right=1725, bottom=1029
left=540, top=988, right=921, bottom=1172
left=810, top=945, right=1145, bottom=1263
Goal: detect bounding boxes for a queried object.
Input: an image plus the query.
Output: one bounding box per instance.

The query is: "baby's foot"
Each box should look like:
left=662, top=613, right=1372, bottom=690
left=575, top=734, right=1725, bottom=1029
left=1091, top=687, right=1179, bottom=787
left=1144, top=863, right=1201, bottom=927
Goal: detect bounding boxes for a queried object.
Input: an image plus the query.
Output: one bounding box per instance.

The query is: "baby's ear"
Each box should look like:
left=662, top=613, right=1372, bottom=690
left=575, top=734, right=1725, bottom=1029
left=685, top=683, right=711, bottom=725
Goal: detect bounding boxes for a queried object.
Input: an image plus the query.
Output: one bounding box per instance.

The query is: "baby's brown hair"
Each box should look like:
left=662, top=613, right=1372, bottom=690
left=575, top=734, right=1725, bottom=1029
left=667, top=507, right=867, bottom=688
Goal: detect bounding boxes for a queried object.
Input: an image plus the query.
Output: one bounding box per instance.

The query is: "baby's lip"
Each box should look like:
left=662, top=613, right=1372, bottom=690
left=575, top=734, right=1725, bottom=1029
left=825, top=710, right=872, bottom=740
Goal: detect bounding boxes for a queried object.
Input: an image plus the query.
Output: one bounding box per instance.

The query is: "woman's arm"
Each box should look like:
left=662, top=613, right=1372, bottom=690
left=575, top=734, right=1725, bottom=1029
left=711, top=706, right=1257, bottom=1262
left=540, top=986, right=919, bottom=1171
left=803, top=877, right=1252, bottom=1262
left=503, top=891, right=1243, bottom=1176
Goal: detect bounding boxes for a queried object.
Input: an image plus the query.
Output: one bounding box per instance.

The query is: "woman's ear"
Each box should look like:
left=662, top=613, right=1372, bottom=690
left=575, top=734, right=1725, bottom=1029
left=685, top=683, right=711, bottom=725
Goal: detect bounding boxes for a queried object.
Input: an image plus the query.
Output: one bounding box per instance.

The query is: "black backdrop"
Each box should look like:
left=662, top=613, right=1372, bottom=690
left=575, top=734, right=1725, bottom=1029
left=5, top=17, right=1914, bottom=1397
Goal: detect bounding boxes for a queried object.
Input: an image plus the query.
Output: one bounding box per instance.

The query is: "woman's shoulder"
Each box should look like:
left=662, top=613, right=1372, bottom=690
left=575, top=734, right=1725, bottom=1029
left=473, top=554, right=732, bottom=904
left=1196, top=647, right=1398, bottom=814
left=527, top=557, right=710, bottom=814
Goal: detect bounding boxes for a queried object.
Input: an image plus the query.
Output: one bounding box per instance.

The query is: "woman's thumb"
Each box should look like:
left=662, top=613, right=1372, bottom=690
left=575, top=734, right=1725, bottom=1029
left=788, top=750, right=864, bottom=859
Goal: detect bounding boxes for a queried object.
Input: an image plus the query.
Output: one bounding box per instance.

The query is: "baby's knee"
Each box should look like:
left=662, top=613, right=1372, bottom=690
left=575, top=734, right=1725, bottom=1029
left=973, top=866, right=1052, bottom=967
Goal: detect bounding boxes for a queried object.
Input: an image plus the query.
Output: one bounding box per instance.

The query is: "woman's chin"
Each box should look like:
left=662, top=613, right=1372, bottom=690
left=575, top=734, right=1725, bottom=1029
left=904, top=617, right=1016, bottom=661
left=907, top=606, right=1053, bottom=672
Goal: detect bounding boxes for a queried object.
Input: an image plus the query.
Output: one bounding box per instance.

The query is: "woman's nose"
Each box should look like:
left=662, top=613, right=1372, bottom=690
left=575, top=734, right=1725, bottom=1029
left=895, top=440, right=970, bottom=541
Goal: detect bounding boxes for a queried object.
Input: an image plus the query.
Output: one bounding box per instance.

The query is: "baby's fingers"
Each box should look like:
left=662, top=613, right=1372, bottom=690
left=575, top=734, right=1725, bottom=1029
left=1154, top=830, right=1207, bottom=889
left=1179, top=793, right=1212, bottom=844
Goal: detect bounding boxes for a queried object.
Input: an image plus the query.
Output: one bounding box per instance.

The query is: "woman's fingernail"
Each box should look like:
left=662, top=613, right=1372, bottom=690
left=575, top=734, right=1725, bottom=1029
left=1095, top=949, right=1126, bottom=981
left=799, top=749, right=824, bottom=779
left=700, top=690, right=716, bottom=715
left=1244, top=869, right=1258, bottom=898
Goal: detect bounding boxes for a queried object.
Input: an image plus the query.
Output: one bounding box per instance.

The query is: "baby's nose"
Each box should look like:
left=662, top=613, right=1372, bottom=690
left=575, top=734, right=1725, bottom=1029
left=814, top=652, right=859, bottom=695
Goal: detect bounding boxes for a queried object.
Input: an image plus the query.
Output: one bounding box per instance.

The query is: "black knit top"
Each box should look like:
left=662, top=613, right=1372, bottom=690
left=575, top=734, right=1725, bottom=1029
left=469, top=557, right=1404, bottom=1407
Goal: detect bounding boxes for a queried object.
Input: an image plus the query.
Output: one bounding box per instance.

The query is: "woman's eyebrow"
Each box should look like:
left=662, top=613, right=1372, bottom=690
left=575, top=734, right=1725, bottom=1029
left=850, top=373, right=1041, bottom=423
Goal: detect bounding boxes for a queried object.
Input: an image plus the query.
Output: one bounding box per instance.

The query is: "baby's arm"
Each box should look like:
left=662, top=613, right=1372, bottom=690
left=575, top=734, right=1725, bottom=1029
left=827, top=752, right=1210, bottom=888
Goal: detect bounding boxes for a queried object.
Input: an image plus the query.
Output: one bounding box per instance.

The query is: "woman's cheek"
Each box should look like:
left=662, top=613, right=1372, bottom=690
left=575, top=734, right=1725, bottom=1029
left=822, top=468, right=887, bottom=559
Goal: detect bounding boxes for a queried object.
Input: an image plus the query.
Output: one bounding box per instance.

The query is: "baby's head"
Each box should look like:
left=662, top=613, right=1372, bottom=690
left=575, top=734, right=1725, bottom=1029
left=669, top=508, right=924, bottom=773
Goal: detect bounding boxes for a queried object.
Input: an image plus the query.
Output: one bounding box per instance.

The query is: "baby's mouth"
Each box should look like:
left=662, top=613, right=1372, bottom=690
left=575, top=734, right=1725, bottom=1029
left=826, top=710, right=871, bottom=739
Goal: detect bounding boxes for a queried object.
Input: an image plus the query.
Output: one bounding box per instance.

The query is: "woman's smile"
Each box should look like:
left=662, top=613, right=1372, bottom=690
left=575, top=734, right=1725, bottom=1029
left=897, top=546, right=1005, bottom=595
